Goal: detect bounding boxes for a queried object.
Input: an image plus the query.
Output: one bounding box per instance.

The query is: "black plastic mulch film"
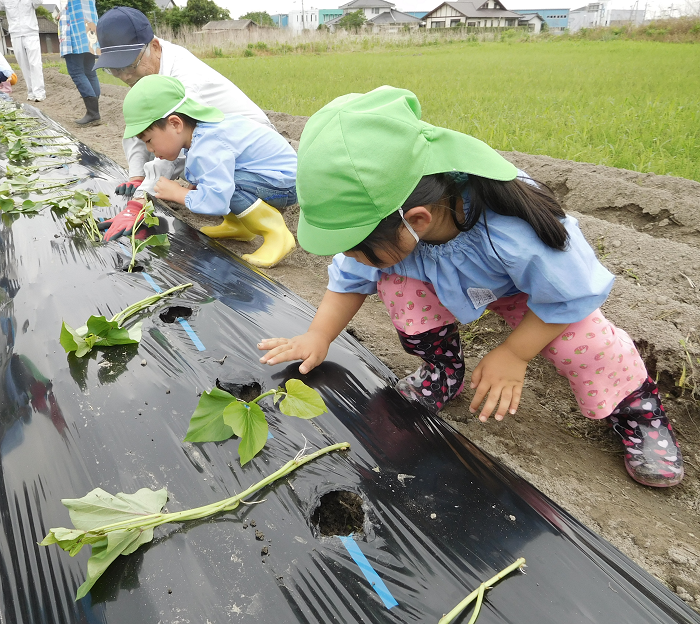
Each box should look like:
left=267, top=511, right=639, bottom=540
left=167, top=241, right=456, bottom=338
left=0, top=100, right=696, bottom=624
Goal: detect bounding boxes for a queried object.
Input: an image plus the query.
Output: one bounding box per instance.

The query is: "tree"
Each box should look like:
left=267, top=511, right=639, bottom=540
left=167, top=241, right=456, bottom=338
left=240, top=11, right=275, bottom=27
left=154, top=6, right=188, bottom=32
left=96, top=0, right=157, bottom=18
left=336, top=9, right=366, bottom=31
left=35, top=6, right=55, bottom=22
left=182, top=0, right=230, bottom=27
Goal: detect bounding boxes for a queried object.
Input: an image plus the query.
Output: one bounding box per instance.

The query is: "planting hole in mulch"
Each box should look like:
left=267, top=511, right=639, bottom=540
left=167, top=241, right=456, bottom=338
left=159, top=306, right=193, bottom=324
left=216, top=379, right=262, bottom=403
left=312, top=490, right=365, bottom=537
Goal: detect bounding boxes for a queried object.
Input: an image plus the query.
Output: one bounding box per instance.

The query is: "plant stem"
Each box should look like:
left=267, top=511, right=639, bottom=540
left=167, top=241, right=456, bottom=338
left=72, top=442, right=350, bottom=536
left=110, top=283, right=193, bottom=327
left=250, top=389, right=277, bottom=404
left=438, top=558, right=526, bottom=624
left=128, top=204, right=149, bottom=272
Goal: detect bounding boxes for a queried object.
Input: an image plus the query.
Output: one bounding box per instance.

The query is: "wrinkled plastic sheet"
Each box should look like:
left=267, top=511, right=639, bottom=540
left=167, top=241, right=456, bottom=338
left=0, top=101, right=697, bottom=624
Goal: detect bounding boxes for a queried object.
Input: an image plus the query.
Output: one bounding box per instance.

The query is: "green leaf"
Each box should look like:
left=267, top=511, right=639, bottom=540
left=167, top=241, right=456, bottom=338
left=76, top=531, right=140, bottom=600
left=223, top=401, right=268, bottom=466
left=60, top=321, right=88, bottom=355
left=0, top=198, right=14, bottom=212
left=136, top=234, right=170, bottom=252
left=41, top=487, right=168, bottom=599
left=95, top=192, right=110, bottom=207
left=62, top=487, right=168, bottom=531
left=183, top=388, right=236, bottom=442
left=278, top=379, right=328, bottom=419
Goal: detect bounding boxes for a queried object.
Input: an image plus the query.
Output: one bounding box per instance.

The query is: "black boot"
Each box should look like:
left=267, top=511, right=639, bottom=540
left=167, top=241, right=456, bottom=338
left=608, top=376, right=684, bottom=487
left=75, top=96, right=100, bottom=126
left=395, top=323, right=465, bottom=413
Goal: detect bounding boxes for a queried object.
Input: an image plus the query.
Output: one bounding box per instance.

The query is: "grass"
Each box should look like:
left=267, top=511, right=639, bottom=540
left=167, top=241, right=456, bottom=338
left=41, top=37, right=700, bottom=182
left=202, top=39, right=700, bottom=181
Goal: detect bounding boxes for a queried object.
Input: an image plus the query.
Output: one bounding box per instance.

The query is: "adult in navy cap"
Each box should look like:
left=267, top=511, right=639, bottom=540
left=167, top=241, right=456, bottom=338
left=94, top=7, right=279, bottom=242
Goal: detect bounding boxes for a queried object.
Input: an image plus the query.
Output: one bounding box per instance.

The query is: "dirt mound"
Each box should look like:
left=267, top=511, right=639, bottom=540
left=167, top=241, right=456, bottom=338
left=9, top=67, right=700, bottom=611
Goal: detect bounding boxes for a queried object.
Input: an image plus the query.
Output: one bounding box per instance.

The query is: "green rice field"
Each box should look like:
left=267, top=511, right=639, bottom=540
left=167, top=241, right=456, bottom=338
left=202, top=39, right=700, bottom=181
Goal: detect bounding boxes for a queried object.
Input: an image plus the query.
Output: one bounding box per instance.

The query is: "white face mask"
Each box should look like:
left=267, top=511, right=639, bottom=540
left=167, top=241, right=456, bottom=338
left=398, top=208, right=420, bottom=243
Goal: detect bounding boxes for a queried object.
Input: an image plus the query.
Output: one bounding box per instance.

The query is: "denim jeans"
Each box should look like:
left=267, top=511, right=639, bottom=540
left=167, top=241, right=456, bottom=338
left=228, top=171, right=297, bottom=216
left=64, top=53, right=100, bottom=99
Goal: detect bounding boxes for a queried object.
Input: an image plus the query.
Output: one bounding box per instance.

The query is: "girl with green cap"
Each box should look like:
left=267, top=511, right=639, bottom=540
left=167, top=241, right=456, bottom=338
left=106, top=74, right=298, bottom=268
left=258, top=86, right=683, bottom=488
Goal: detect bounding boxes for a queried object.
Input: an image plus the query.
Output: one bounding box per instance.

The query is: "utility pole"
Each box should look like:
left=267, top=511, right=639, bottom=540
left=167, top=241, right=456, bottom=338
left=301, top=0, right=305, bottom=30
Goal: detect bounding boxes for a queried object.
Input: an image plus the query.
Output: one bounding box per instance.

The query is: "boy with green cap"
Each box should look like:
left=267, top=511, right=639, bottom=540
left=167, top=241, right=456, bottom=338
left=104, top=74, right=298, bottom=268
left=258, top=85, right=683, bottom=488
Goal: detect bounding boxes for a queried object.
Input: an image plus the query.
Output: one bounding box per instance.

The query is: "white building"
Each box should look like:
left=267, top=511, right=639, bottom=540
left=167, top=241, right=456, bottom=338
left=288, top=8, right=321, bottom=32
left=608, top=8, right=645, bottom=25
left=568, top=2, right=609, bottom=31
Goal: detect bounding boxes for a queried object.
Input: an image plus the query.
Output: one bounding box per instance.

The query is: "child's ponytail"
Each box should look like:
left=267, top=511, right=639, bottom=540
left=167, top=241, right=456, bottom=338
left=464, top=175, right=569, bottom=251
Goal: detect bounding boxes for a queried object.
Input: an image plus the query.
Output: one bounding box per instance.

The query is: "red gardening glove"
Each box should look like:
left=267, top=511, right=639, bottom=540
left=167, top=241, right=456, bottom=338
left=98, top=201, right=145, bottom=241
left=115, top=179, right=142, bottom=198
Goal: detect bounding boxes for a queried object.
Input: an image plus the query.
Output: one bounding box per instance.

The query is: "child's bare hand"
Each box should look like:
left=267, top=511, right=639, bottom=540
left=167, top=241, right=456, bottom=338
left=469, top=344, right=528, bottom=422
left=154, top=176, right=186, bottom=203
left=258, top=331, right=331, bottom=375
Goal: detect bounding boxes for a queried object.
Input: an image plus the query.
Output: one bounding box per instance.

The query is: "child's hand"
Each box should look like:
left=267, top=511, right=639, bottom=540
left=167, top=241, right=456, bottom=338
left=258, top=330, right=331, bottom=374
left=469, top=344, right=528, bottom=422
left=153, top=176, right=189, bottom=204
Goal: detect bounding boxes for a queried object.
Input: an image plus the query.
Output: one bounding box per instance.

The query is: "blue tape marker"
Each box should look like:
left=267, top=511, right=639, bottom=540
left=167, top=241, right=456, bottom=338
left=137, top=273, right=206, bottom=352
left=177, top=318, right=205, bottom=351
left=141, top=272, right=162, bottom=293
left=338, top=536, right=398, bottom=609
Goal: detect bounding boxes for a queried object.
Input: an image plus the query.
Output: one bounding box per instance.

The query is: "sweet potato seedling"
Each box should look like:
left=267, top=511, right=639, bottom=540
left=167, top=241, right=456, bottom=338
left=127, top=200, right=169, bottom=272
left=40, top=442, right=350, bottom=600
left=60, top=283, right=192, bottom=357
left=185, top=379, right=328, bottom=465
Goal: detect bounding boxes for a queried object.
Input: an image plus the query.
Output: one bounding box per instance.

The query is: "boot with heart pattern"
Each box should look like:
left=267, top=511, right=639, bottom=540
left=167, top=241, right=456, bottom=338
left=608, top=376, right=683, bottom=487
left=395, top=323, right=465, bottom=413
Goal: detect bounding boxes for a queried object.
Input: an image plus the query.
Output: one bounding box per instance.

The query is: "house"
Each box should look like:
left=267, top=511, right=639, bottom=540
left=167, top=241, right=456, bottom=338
left=517, top=12, right=545, bottom=32
left=153, top=0, right=177, bottom=8
left=288, top=8, right=320, bottom=33
left=201, top=19, right=259, bottom=32
left=513, top=8, right=569, bottom=32
left=568, top=2, right=609, bottom=32
left=2, top=15, right=59, bottom=54
left=367, top=8, right=422, bottom=30
left=405, top=11, right=430, bottom=18
left=339, top=0, right=395, bottom=19
left=422, top=1, right=521, bottom=29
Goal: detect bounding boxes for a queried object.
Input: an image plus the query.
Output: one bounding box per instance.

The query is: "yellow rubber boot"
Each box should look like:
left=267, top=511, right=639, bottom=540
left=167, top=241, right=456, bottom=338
left=199, top=213, right=256, bottom=241
left=238, top=199, right=296, bottom=268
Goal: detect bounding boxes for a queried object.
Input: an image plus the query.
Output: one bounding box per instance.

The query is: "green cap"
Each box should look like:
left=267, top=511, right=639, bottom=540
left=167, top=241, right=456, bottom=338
left=122, top=74, right=224, bottom=138
left=296, top=86, right=518, bottom=256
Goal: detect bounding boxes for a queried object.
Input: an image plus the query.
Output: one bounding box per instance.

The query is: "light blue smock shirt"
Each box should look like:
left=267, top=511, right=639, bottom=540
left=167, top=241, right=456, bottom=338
left=184, top=115, right=297, bottom=216
left=327, top=190, right=614, bottom=325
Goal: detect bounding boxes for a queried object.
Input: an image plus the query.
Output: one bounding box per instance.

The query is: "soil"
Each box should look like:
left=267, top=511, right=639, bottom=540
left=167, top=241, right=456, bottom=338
left=12, top=68, right=700, bottom=610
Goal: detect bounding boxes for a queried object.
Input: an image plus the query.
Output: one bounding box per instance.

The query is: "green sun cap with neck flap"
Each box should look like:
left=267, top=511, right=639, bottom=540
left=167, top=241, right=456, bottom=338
left=122, top=74, right=224, bottom=139
left=296, top=86, right=518, bottom=256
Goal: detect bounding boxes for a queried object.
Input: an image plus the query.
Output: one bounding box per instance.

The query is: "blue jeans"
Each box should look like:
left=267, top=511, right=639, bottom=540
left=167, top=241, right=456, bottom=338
left=228, top=171, right=297, bottom=216
left=64, top=53, right=100, bottom=99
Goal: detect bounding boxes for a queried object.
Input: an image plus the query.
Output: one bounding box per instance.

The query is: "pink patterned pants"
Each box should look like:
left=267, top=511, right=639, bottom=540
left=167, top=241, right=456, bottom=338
left=376, top=274, right=647, bottom=419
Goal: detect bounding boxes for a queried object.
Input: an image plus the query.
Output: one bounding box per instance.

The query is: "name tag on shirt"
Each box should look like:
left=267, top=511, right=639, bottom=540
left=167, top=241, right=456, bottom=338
left=467, top=287, right=497, bottom=309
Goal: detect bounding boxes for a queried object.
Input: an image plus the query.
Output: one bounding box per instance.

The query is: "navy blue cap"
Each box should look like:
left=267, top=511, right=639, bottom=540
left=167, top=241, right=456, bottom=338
left=94, top=7, right=154, bottom=69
